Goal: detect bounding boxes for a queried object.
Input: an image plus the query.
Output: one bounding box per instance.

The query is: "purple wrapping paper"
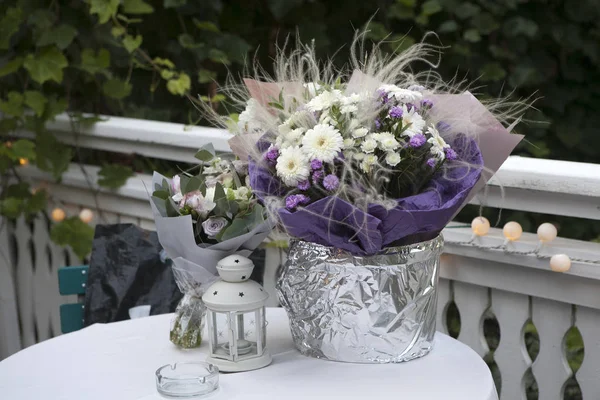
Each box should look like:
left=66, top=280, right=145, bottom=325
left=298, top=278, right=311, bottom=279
left=250, top=137, right=483, bottom=255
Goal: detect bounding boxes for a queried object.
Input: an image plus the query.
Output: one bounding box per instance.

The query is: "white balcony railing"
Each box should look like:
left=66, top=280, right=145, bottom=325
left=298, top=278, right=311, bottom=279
left=1, top=114, right=600, bottom=400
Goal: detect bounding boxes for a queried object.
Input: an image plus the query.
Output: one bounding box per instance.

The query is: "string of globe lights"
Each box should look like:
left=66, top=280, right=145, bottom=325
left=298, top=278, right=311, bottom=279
left=445, top=217, right=600, bottom=273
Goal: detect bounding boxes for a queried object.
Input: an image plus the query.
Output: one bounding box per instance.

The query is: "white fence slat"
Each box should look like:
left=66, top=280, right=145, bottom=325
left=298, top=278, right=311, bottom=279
left=101, top=211, right=120, bottom=224
left=139, top=219, right=156, bottom=231
left=32, top=218, right=55, bottom=342
left=436, top=278, right=451, bottom=335
left=49, top=239, right=69, bottom=337
left=453, top=281, right=489, bottom=357
left=15, top=217, right=35, bottom=348
left=575, top=306, right=600, bottom=398
left=531, top=297, right=572, bottom=400
left=0, top=219, right=21, bottom=360
left=119, top=215, right=141, bottom=225
left=491, top=289, right=531, bottom=400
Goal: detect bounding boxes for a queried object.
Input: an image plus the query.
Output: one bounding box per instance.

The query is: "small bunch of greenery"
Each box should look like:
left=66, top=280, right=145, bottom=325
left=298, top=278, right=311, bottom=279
left=152, top=144, right=266, bottom=245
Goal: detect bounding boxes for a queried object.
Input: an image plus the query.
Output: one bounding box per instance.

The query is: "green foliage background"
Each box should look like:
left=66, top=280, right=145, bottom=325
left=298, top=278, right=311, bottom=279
left=1, top=0, right=599, bottom=256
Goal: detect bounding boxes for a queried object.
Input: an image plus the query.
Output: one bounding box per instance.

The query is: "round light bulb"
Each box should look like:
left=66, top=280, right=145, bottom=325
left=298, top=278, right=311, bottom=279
left=550, top=254, right=571, bottom=272
left=51, top=208, right=66, bottom=222
left=471, top=217, right=490, bottom=236
left=79, top=209, right=94, bottom=223
left=537, top=223, right=557, bottom=243
left=503, top=221, right=523, bottom=241
left=19, top=158, right=28, bottom=166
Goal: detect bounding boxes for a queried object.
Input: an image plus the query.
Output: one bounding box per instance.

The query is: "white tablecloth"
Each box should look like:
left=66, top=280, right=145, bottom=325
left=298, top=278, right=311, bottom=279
left=0, top=308, right=497, bottom=400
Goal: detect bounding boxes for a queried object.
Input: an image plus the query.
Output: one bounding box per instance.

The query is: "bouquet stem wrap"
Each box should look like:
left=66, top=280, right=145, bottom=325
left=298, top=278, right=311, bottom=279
left=277, top=235, right=443, bottom=363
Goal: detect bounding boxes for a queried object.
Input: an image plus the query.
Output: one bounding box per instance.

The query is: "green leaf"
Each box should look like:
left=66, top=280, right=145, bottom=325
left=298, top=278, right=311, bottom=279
left=421, top=0, right=442, bottom=16
left=0, top=57, right=24, bottom=77
left=90, top=0, right=120, bottom=24
left=153, top=57, right=175, bottom=69
left=164, top=0, right=187, bottom=7
left=50, top=217, right=95, bottom=259
left=471, top=12, right=499, bottom=35
left=123, top=0, right=154, bottom=14
left=198, top=69, right=217, bottom=83
left=178, top=33, right=202, bottom=49
left=11, top=139, right=36, bottom=160
left=123, top=34, right=143, bottom=53
left=219, top=204, right=265, bottom=241
left=389, top=3, right=414, bottom=19
left=463, top=29, right=481, bottom=43
left=37, top=24, right=77, bottom=49
left=5, top=183, right=31, bottom=198
left=365, top=22, right=389, bottom=41
left=111, top=26, right=126, bottom=38
left=267, top=0, right=303, bottom=20
left=438, top=20, right=458, bottom=33
left=24, top=47, right=69, bottom=84
left=26, top=190, right=47, bottom=215
left=194, top=144, right=216, bottom=162
left=184, top=176, right=204, bottom=194
left=388, top=35, right=415, bottom=54
left=208, top=49, right=230, bottom=65
left=24, top=91, right=48, bottom=117
left=44, top=97, right=68, bottom=120
left=503, top=17, right=538, bottom=38
left=80, top=48, right=111, bottom=75
left=455, top=3, right=480, bottom=19
left=0, top=92, right=24, bottom=117
left=193, top=20, right=220, bottom=32
left=35, top=133, right=72, bottom=179
left=103, top=78, right=132, bottom=99
left=0, top=198, right=24, bottom=219
left=98, top=164, right=134, bottom=189
left=28, top=9, right=54, bottom=30
left=397, top=0, right=416, bottom=6
left=166, top=73, right=191, bottom=96
left=480, top=63, right=506, bottom=82
left=0, top=7, right=24, bottom=50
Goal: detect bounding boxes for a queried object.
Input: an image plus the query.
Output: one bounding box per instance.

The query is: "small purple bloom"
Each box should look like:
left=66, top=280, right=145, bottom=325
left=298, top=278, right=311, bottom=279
left=312, top=170, right=323, bottom=183
left=297, top=180, right=310, bottom=191
left=421, top=99, right=434, bottom=109
left=265, top=147, right=278, bottom=161
left=296, top=194, right=310, bottom=205
left=436, top=121, right=451, bottom=132
left=376, top=89, right=389, bottom=104
left=323, top=174, right=340, bottom=191
left=409, top=134, right=426, bottom=148
left=426, top=158, right=437, bottom=168
left=445, top=147, right=458, bottom=161
left=310, top=159, right=323, bottom=170
left=406, top=103, right=415, bottom=111
left=375, top=118, right=382, bottom=130
left=389, top=106, right=403, bottom=119
left=285, top=195, right=300, bottom=210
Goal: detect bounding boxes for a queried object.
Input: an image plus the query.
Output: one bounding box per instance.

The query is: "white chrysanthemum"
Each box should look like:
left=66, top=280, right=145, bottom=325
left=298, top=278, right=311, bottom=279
left=401, top=105, right=426, bottom=137
left=343, top=138, right=355, bottom=149
left=352, top=127, right=369, bottom=138
left=385, top=152, right=401, bottom=166
left=353, top=152, right=366, bottom=161
left=319, top=110, right=334, bottom=125
left=427, top=125, right=449, bottom=159
left=237, top=99, right=263, bottom=133
left=301, top=123, right=344, bottom=162
left=306, top=90, right=342, bottom=112
left=339, top=93, right=362, bottom=114
left=360, top=154, right=378, bottom=172
left=276, top=127, right=305, bottom=148
left=278, top=120, right=292, bottom=135
left=379, top=84, right=423, bottom=103
left=360, top=135, right=378, bottom=153
left=304, top=82, right=322, bottom=97
left=374, top=132, right=400, bottom=151
left=276, top=146, right=310, bottom=186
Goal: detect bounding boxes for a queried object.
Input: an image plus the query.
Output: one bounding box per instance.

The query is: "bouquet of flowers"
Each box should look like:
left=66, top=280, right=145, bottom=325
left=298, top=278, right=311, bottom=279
left=198, top=32, right=528, bottom=362
left=150, top=145, right=270, bottom=348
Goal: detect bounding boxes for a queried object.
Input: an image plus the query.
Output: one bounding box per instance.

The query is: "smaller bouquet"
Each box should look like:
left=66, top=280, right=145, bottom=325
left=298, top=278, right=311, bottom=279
left=150, top=144, right=270, bottom=348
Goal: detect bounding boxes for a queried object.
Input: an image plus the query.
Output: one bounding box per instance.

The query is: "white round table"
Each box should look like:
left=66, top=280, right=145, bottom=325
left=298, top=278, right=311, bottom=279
left=0, top=308, right=497, bottom=400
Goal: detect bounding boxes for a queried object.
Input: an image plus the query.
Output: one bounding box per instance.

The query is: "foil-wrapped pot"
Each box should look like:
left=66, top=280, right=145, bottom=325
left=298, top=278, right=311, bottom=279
left=277, top=235, right=443, bottom=363
left=169, top=293, right=206, bottom=348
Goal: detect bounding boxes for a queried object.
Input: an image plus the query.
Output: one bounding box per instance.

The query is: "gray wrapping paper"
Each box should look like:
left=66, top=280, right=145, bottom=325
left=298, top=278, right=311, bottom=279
left=277, top=235, right=443, bottom=363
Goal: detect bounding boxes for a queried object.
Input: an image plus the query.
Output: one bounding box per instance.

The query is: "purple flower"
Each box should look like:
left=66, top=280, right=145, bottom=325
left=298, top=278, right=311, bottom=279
left=285, top=195, right=300, bottom=210
left=421, top=99, right=434, bottom=109
left=409, top=134, right=426, bottom=148
left=296, top=194, right=310, bottom=205
left=436, top=121, right=451, bottom=132
left=445, top=147, right=458, bottom=161
left=389, top=106, right=403, bottom=119
left=297, top=180, right=310, bottom=191
left=376, top=89, right=389, bottom=104
left=310, top=159, right=323, bottom=170
left=264, top=147, right=279, bottom=166
left=312, top=170, right=323, bottom=183
left=374, top=118, right=382, bottom=130
left=426, top=158, right=437, bottom=168
left=406, top=103, right=415, bottom=111
left=323, top=174, right=340, bottom=191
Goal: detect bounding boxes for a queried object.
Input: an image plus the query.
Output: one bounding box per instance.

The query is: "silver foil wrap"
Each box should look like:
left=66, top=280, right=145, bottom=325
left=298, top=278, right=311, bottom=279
left=277, top=235, right=443, bottom=363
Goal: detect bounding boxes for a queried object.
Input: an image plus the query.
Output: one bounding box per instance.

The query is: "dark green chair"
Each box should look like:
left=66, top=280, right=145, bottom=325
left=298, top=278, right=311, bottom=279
left=58, top=265, right=89, bottom=333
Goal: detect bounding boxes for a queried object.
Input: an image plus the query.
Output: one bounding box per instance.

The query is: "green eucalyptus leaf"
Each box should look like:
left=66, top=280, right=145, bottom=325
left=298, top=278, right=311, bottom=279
left=213, top=183, right=226, bottom=203
left=123, top=34, right=143, bottom=53
left=98, top=164, right=134, bottom=189
left=184, top=176, right=204, bottom=194
left=0, top=7, right=24, bottom=50
left=90, top=0, right=120, bottom=24
left=103, top=78, right=132, bottom=99
left=37, top=24, right=77, bottom=49
left=24, top=91, right=48, bottom=117
left=123, top=0, right=154, bottom=14
left=194, top=144, right=216, bottom=162
left=0, top=57, right=24, bottom=77
left=24, top=47, right=69, bottom=84
left=50, top=217, right=95, bottom=259
left=219, top=204, right=265, bottom=241
left=152, top=190, right=170, bottom=200
left=152, top=196, right=168, bottom=216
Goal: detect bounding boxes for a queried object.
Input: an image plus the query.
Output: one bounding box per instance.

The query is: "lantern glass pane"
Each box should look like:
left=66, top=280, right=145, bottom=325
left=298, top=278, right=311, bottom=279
left=211, top=311, right=233, bottom=360
left=234, top=311, right=259, bottom=360
left=260, top=307, right=267, bottom=352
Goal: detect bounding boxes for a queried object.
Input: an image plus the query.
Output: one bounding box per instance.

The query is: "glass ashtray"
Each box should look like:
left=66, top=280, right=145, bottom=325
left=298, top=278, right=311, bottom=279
left=156, top=362, right=219, bottom=398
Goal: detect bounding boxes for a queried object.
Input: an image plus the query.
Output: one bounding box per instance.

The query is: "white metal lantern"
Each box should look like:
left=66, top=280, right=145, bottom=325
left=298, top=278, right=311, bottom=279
left=202, top=255, right=271, bottom=372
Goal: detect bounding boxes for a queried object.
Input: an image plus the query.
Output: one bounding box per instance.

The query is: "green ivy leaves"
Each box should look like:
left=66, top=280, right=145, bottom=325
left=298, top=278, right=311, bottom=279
left=98, top=164, right=134, bottom=189
left=80, top=48, right=111, bottom=75
left=0, top=7, right=23, bottom=49
left=123, top=0, right=155, bottom=14
left=103, top=78, right=132, bottom=99
left=24, top=47, right=69, bottom=84
left=123, top=34, right=143, bottom=53
left=37, top=25, right=77, bottom=50
left=90, top=0, right=120, bottom=24
left=50, top=217, right=95, bottom=259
